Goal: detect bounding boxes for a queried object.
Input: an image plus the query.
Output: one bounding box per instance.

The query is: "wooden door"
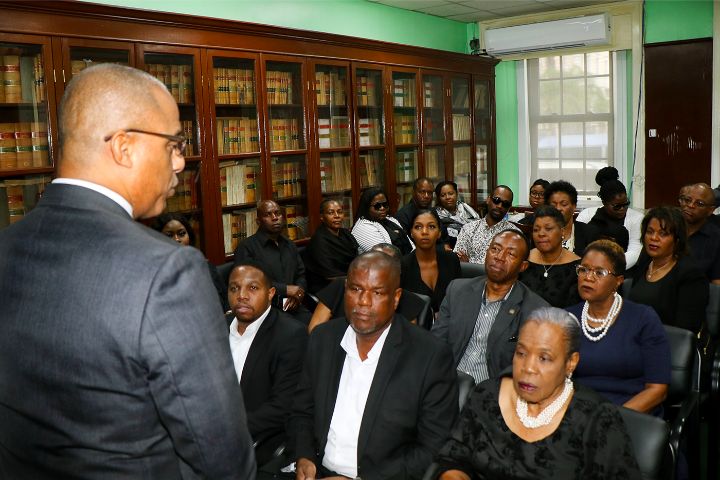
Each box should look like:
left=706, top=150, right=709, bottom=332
left=645, top=39, right=712, bottom=207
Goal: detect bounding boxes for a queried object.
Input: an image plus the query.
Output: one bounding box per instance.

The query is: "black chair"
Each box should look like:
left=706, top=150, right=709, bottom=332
left=618, top=406, right=674, bottom=480
left=620, top=277, right=633, bottom=297
left=459, top=262, right=485, bottom=279
left=217, top=261, right=234, bottom=292
left=412, top=292, right=433, bottom=330
left=704, top=284, right=720, bottom=479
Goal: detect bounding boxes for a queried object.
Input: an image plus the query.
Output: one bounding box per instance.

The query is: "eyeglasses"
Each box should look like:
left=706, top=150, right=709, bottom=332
left=610, top=201, right=631, bottom=211
left=575, top=265, right=619, bottom=279
left=371, top=201, right=389, bottom=210
left=491, top=196, right=512, bottom=209
left=104, top=129, right=188, bottom=157
left=678, top=195, right=714, bottom=209
left=529, top=191, right=545, bottom=198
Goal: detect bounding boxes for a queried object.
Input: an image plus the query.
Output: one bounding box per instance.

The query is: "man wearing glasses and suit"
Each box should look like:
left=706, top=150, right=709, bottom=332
left=0, top=64, right=255, bottom=479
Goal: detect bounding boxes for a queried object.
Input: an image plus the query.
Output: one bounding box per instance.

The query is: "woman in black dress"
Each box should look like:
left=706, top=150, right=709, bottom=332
left=400, top=209, right=460, bottom=317
left=435, top=307, right=641, bottom=480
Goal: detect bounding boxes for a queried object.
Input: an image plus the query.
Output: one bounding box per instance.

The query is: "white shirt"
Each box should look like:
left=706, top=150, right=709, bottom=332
left=228, top=305, right=271, bottom=383
left=322, top=324, right=391, bottom=478
left=53, top=178, right=133, bottom=217
left=351, top=216, right=414, bottom=253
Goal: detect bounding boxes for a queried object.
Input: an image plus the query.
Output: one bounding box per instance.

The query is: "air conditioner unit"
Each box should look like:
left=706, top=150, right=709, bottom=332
left=484, top=14, right=610, bottom=55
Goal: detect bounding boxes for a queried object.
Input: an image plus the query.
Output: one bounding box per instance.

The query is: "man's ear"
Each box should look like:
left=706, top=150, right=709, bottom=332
left=267, top=286, right=276, bottom=302
left=518, top=259, right=530, bottom=273
left=393, top=287, right=402, bottom=310
left=106, top=131, right=133, bottom=169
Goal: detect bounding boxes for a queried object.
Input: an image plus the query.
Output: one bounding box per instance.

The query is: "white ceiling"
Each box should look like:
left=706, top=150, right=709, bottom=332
left=366, top=0, right=619, bottom=22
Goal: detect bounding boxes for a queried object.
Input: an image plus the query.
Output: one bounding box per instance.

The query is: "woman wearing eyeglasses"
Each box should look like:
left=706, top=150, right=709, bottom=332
left=515, top=178, right=550, bottom=226
left=576, top=167, right=643, bottom=269
left=567, top=240, right=670, bottom=415
left=351, top=187, right=414, bottom=255
left=626, top=206, right=708, bottom=334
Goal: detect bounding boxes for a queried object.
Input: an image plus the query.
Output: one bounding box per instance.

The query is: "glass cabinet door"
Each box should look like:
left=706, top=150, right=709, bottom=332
left=264, top=58, right=309, bottom=241
left=474, top=78, right=491, bottom=203
left=450, top=75, right=472, bottom=204
left=61, top=39, right=133, bottom=84
left=392, top=70, right=418, bottom=208
left=421, top=73, right=446, bottom=185
left=354, top=66, right=385, bottom=196
left=0, top=34, right=55, bottom=230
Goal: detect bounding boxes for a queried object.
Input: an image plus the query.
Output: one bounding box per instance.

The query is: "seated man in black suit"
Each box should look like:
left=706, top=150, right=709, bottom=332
left=288, top=251, right=458, bottom=479
left=395, top=176, right=435, bottom=233
left=227, top=261, right=308, bottom=465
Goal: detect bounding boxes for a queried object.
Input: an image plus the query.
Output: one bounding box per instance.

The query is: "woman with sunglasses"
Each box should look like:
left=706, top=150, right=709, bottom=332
left=626, top=206, right=708, bottom=334
left=576, top=167, right=643, bottom=269
left=351, top=187, right=414, bottom=255
left=567, top=240, right=670, bottom=415
left=434, top=180, right=480, bottom=249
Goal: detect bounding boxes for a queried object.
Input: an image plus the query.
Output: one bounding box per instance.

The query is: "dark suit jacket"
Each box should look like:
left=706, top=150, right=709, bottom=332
left=573, top=220, right=593, bottom=257
left=0, top=184, right=255, bottom=479
left=288, top=315, right=458, bottom=480
left=226, top=308, right=307, bottom=463
left=432, top=277, right=550, bottom=378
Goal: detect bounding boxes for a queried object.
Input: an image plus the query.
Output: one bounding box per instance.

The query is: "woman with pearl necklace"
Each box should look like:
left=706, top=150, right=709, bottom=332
left=567, top=240, right=671, bottom=415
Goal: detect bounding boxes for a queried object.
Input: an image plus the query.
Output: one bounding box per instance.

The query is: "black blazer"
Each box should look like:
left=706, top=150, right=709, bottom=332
left=227, top=308, right=307, bottom=462
left=573, top=220, right=593, bottom=257
left=288, top=315, right=458, bottom=479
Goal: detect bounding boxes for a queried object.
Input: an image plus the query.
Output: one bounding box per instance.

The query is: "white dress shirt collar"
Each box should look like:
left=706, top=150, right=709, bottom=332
left=53, top=178, right=134, bottom=218
left=228, top=305, right=272, bottom=383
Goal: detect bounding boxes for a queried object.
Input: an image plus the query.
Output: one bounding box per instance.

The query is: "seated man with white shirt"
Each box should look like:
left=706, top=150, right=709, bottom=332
left=287, top=251, right=458, bottom=480
left=227, top=261, right=307, bottom=465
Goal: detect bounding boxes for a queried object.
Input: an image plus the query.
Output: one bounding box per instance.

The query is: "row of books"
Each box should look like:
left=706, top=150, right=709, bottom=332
left=358, top=152, right=383, bottom=188
left=269, top=118, right=301, bottom=151
left=146, top=63, right=194, bottom=104
left=1, top=53, right=46, bottom=104
left=315, top=71, right=346, bottom=106
left=318, top=116, right=349, bottom=148
left=319, top=153, right=351, bottom=193
left=356, top=75, right=379, bottom=107
left=222, top=209, right=256, bottom=255
left=219, top=161, right=258, bottom=207
left=423, top=81, right=441, bottom=108
left=0, top=122, right=49, bottom=170
left=216, top=117, right=260, bottom=155
left=358, top=118, right=382, bottom=146
left=213, top=67, right=255, bottom=105
left=272, top=160, right=304, bottom=199
left=394, top=115, right=417, bottom=144
left=70, top=59, right=129, bottom=76
left=452, top=114, right=471, bottom=141
left=0, top=175, right=51, bottom=227
left=453, top=146, right=472, bottom=198
left=393, top=78, right=417, bottom=108
left=396, top=150, right=417, bottom=183
left=425, top=148, right=443, bottom=179
left=166, top=170, right=198, bottom=213
left=266, top=70, right=294, bottom=105
left=181, top=120, right=195, bottom=157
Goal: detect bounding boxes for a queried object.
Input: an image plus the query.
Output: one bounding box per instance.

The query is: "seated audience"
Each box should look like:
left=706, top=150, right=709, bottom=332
left=545, top=180, right=593, bottom=257
left=453, top=185, right=520, bottom=264
left=233, top=200, right=311, bottom=323
left=434, top=180, right=480, bottom=249
left=401, top=209, right=461, bottom=315
left=627, top=206, right=709, bottom=333
left=433, top=230, right=549, bottom=383
left=152, top=212, right=227, bottom=311
left=287, top=251, right=458, bottom=479
left=395, top=176, right=435, bottom=233
left=226, top=262, right=307, bottom=465
left=568, top=240, right=670, bottom=415
left=677, top=182, right=720, bottom=283
left=308, top=243, right=426, bottom=332
left=576, top=167, right=640, bottom=268
left=352, top=186, right=414, bottom=255
left=435, top=307, right=641, bottom=480
left=303, top=198, right=358, bottom=292
left=515, top=178, right=549, bottom=226
left=519, top=206, right=581, bottom=307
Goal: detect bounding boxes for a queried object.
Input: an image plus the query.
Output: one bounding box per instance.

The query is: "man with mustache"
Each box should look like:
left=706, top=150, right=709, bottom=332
left=433, top=230, right=549, bottom=383
left=678, top=183, right=720, bottom=284
left=453, top=185, right=520, bottom=264
left=288, top=251, right=458, bottom=480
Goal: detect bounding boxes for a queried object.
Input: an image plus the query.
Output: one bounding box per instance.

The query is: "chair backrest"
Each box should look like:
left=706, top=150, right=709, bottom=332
left=456, top=371, right=475, bottom=411
left=460, top=262, right=486, bottom=279
left=664, top=325, right=698, bottom=404
left=411, top=292, right=433, bottom=330
left=706, top=283, right=720, bottom=338
left=617, top=406, right=673, bottom=480
left=620, top=277, right=633, bottom=297
left=217, top=261, right=234, bottom=287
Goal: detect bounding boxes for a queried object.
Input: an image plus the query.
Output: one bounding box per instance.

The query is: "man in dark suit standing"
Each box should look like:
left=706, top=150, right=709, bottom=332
left=226, top=262, right=307, bottom=465
left=0, top=64, right=255, bottom=479
left=289, top=251, right=458, bottom=480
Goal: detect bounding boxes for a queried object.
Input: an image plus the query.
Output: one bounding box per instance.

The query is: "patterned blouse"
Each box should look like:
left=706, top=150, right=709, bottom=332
left=453, top=218, right=520, bottom=264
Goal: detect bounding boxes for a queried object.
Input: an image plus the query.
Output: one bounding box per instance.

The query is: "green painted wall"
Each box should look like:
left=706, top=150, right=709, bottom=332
left=644, top=0, right=713, bottom=44
left=495, top=61, right=519, bottom=193
left=82, top=0, right=469, bottom=53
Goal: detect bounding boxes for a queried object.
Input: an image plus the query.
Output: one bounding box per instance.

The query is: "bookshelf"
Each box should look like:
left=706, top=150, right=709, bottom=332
left=0, top=1, right=497, bottom=264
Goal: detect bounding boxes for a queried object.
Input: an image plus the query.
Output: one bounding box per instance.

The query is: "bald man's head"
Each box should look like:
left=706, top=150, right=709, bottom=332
left=679, top=183, right=716, bottom=226
left=348, top=251, right=401, bottom=291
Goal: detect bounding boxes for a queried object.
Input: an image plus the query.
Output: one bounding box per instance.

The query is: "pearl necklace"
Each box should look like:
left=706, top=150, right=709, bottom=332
left=516, top=376, right=574, bottom=429
left=581, top=292, right=622, bottom=342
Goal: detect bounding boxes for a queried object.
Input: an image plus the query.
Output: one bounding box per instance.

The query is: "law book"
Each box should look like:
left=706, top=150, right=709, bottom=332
left=245, top=164, right=257, bottom=203
left=5, top=180, right=25, bottom=224
left=393, top=78, right=404, bottom=107
left=319, top=157, right=333, bottom=192
left=284, top=204, right=297, bottom=240
left=423, top=81, right=435, bottom=108
left=219, top=160, right=231, bottom=206
left=170, top=65, right=180, bottom=102
left=33, top=53, right=46, bottom=103
left=31, top=121, right=48, bottom=167
left=3, top=55, right=21, bottom=103
left=228, top=68, right=238, bottom=104
left=14, top=122, right=32, bottom=168
left=0, top=122, right=17, bottom=170
left=318, top=118, right=331, bottom=148
left=331, top=116, right=349, bottom=147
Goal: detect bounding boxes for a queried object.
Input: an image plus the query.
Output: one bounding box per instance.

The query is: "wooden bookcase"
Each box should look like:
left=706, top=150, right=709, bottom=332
left=0, top=1, right=498, bottom=264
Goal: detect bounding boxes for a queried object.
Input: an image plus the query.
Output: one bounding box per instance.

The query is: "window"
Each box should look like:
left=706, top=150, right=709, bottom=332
left=525, top=52, right=616, bottom=199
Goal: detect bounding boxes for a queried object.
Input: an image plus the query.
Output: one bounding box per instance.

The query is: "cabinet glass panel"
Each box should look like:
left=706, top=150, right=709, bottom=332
left=358, top=149, right=384, bottom=190
left=453, top=145, right=471, bottom=204
left=424, top=146, right=445, bottom=185
left=213, top=57, right=259, bottom=155
left=392, top=71, right=417, bottom=145
left=315, top=65, right=349, bottom=148
left=422, top=74, right=444, bottom=142
left=0, top=174, right=52, bottom=228
left=451, top=77, right=471, bottom=142
left=223, top=207, right=256, bottom=256
left=396, top=147, right=418, bottom=205
left=266, top=61, right=304, bottom=152
left=68, top=47, right=129, bottom=77
left=355, top=68, right=384, bottom=147
left=271, top=154, right=308, bottom=241
left=474, top=79, right=491, bottom=202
